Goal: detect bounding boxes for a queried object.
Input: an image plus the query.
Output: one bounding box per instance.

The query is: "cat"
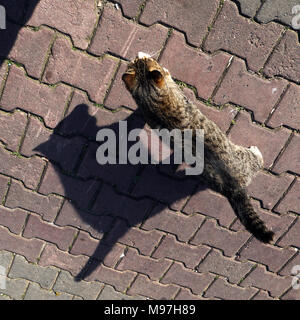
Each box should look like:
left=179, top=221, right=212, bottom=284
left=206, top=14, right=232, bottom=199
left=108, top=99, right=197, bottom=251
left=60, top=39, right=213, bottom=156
left=122, top=52, right=274, bottom=243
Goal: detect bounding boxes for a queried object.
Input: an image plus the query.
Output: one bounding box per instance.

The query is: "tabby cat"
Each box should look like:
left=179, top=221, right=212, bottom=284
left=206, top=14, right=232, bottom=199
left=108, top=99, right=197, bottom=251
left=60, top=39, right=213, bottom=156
left=122, top=52, right=274, bottom=243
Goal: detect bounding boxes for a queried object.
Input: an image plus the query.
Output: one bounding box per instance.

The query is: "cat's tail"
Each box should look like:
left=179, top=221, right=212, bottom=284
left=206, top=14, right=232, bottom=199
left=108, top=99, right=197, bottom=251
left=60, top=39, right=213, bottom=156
left=226, top=184, right=274, bottom=243
left=201, top=167, right=274, bottom=243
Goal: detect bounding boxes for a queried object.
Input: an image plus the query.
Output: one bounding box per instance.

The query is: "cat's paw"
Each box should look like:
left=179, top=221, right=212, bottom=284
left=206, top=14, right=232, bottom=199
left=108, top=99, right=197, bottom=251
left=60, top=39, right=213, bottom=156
left=250, top=146, right=263, bottom=165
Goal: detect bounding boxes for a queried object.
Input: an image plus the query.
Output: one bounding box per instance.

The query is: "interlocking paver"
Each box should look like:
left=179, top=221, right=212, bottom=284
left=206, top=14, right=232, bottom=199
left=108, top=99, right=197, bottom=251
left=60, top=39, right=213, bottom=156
left=252, top=290, right=275, bottom=300
left=140, top=0, right=220, bottom=47
left=233, top=0, right=261, bottom=18
left=0, top=277, right=28, bottom=300
left=142, top=204, right=205, bottom=242
left=0, top=25, right=54, bottom=78
left=24, top=282, right=73, bottom=300
left=272, top=133, right=300, bottom=176
left=104, top=61, right=137, bottom=110
left=267, top=84, right=300, bottom=130
left=43, top=36, right=118, bottom=104
left=117, top=247, right=172, bottom=281
left=182, top=87, right=237, bottom=132
left=60, top=90, right=139, bottom=140
left=53, top=270, right=103, bottom=300
left=128, top=274, right=179, bottom=300
left=239, top=265, right=292, bottom=298
left=1, top=65, right=71, bottom=128
left=152, top=234, right=210, bottom=269
left=23, top=214, right=77, bottom=251
left=238, top=238, right=296, bottom=272
left=213, top=59, right=288, bottom=123
left=190, top=219, right=249, bottom=256
left=0, top=175, right=9, bottom=203
left=159, top=31, right=231, bottom=100
left=9, top=255, right=58, bottom=290
left=197, top=249, right=254, bottom=284
left=5, top=180, right=62, bottom=222
left=26, top=0, right=98, bottom=50
left=70, top=230, right=125, bottom=268
left=275, top=178, right=300, bottom=215
left=175, top=288, right=205, bottom=300
left=161, top=262, right=215, bottom=295
left=0, top=110, right=27, bottom=151
left=0, top=226, right=44, bottom=263
left=278, top=219, right=300, bottom=249
left=183, top=186, right=236, bottom=228
left=89, top=4, right=169, bottom=60
left=0, top=251, right=13, bottom=270
left=256, top=0, right=300, bottom=26
left=104, top=219, right=163, bottom=255
left=39, top=245, right=89, bottom=277
left=98, top=284, right=145, bottom=300
left=0, top=206, right=27, bottom=235
left=264, top=30, right=300, bottom=83
left=55, top=200, right=114, bottom=240
left=0, top=0, right=299, bottom=300
left=0, top=147, right=45, bottom=190
left=84, top=262, right=136, bottom=293
left=247, top=171, right=294, bottom=210
left=205, top=1, right=284, bottom=72
left=281, top=288, right=300, bottom=300
left=204, top=277, right=257, bottom=300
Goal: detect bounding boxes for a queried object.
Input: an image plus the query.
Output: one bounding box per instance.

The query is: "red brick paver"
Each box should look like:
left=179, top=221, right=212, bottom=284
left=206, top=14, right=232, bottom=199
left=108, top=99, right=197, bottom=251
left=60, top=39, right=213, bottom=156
left=204, top=0, right=284, bottom=72
left=213, top=59, right=288, bottom=123
left=26, top=0, right=98, bottom=50
left=160, top=31, right=231, bottom=100
left=140, top=0, right=219, bottom=47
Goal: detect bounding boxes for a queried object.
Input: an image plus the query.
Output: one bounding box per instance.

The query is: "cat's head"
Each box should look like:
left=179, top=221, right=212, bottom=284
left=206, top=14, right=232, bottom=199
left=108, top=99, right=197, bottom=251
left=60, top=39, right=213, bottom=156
left=122, top=52, right=170, bottom=94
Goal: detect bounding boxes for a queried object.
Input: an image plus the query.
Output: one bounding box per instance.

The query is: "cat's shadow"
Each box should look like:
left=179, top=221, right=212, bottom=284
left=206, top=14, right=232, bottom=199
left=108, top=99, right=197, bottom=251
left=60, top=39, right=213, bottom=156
left=35, top=104, right=204, bottom=281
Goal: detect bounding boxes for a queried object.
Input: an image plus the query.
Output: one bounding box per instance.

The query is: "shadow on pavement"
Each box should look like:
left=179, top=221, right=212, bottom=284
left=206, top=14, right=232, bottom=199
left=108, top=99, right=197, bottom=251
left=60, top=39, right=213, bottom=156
left=35, top=104, right=202, bottom=281
left=0, top=0, right=40, bottom=69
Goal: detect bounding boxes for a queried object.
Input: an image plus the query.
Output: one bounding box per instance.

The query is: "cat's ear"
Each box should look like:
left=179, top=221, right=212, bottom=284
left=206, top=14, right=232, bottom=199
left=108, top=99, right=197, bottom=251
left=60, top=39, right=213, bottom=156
left=122, top=71, right=136, bottom=91
left=149, top=69, right=164, bottom=88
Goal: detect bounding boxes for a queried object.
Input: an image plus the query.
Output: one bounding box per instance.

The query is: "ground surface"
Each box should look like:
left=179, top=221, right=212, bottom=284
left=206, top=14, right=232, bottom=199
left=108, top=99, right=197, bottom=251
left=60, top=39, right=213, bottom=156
left=0, top=0, right=299, bottom=300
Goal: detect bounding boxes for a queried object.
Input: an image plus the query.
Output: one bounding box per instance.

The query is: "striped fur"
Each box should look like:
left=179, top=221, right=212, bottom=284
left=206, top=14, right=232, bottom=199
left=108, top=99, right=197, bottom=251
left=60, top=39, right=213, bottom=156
left=122, top=54, right=274, bottom=243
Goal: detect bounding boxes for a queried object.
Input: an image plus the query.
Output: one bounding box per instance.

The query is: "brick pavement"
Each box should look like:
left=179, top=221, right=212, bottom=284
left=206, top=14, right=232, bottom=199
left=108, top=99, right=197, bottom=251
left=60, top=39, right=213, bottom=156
left=0, top=0, right=299, bottom=300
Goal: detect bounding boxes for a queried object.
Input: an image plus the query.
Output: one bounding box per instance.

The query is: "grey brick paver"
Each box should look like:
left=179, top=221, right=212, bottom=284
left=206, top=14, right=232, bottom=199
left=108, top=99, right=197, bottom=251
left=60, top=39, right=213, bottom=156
left=9, top=255, right=58, bottom=289
left=53, top=270, right=103, bottom=300
left=24, top=282, right=73, bottom=300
